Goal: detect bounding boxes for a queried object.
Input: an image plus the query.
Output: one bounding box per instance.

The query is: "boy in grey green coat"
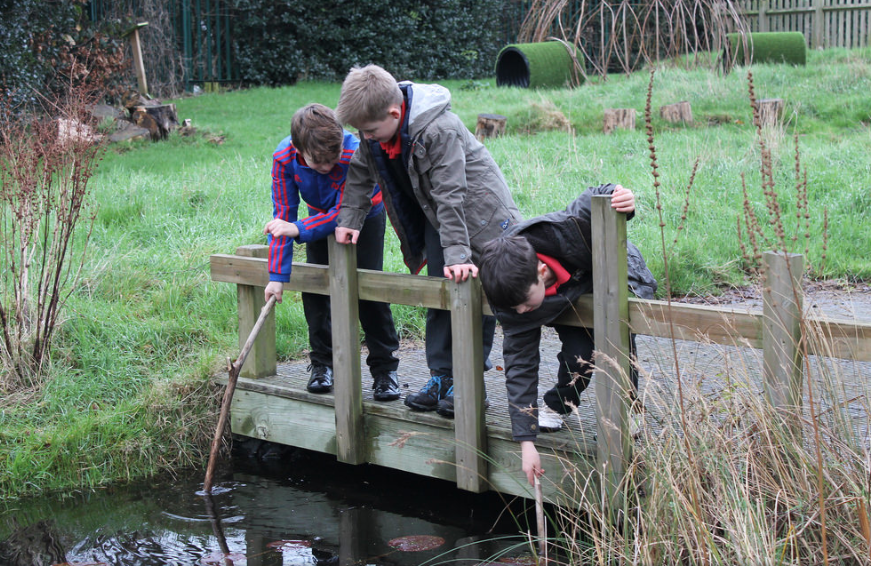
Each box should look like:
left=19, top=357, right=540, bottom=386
left=334, top=64, right=522, bottom=416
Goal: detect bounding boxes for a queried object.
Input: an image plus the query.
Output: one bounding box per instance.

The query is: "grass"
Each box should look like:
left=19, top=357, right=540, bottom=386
left=0, top=47, right=869, bottom=504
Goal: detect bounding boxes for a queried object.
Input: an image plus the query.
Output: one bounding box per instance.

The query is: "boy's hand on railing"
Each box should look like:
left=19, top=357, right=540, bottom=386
left=264, top=218, right=300, bottom=239
left=335, top=227, right=360, bottom=245
left=444, top=263, right=478, bottom=282
left=265, top=281, right=284, bottom=303
left=610, top=184, right=635, bottom=214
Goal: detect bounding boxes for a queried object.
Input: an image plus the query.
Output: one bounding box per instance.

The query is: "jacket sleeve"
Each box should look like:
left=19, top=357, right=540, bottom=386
left=420, top=126, right=474, bottom=266
left=267, top=147, right=301, bottom=283
left=501, top=323, right=544, bottom=442
left=336, top=146, right=375, bottom=231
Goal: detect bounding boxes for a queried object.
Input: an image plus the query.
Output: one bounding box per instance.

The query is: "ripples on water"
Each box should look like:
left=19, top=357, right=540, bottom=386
left=0, top=445, right=542, bottom=565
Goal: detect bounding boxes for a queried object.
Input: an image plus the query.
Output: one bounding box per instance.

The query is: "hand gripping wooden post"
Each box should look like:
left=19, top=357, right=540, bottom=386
left=204, top=295, right=277, bottom=493
left=592, top=195, right=632, bottom=513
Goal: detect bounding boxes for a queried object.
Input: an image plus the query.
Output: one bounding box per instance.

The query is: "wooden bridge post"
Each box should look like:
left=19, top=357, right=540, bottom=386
left=235, top=245, right=276, bottom=379
left=762, top=251, right=804, bottom=431
left=450, top=277, right=488, bottom=492
left=328, top=236, right=365, bottom=464
left=591, top=196, right=632, bottom=512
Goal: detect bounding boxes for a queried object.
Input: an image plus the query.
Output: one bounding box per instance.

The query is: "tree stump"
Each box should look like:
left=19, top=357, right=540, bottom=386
left=603, top=108, right=636, bottom=134
left=132, top=103, right=179, bottom=140
left=660, top=101, right=693, bottom=124
left=475, top=113, right=507, bottom=142
left=757, top=98, right=784, bottom=127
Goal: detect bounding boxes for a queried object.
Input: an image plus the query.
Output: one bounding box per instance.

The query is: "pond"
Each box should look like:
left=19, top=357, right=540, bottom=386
left=0, top=442, right=545, bottom=566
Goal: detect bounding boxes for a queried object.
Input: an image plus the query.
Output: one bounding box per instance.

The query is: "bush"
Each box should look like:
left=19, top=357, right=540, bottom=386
left=0, top=0, right=127, bottom=112
left=231, top=0, right=503, bottom=86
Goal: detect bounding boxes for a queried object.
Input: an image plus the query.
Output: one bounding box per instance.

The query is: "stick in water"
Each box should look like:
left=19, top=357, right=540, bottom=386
left=535, top=475, right=547, bottom=564
left=203, top=296, right=277, bottom=493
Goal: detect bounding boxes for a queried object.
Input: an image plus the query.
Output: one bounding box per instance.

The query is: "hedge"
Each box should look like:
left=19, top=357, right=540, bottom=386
left=230, top=0, right=504, bottom=86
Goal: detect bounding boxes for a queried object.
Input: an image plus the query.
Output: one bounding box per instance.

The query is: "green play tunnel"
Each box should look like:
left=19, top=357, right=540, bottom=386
left=725, top=32, right=807, bottom=67
left=496, top=41, right=584, bottom=88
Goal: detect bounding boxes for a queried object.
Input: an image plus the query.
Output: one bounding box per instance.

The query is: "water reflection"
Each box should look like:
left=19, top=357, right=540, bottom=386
left=1, top=448, right=538, bottom=565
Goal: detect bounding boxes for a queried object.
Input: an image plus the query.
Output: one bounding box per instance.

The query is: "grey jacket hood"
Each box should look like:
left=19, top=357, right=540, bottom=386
left=401, top=81, right=452, bottom=140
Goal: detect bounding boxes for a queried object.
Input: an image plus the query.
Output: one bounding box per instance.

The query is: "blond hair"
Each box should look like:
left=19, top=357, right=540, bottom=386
left=336, top=65, right=403, bottom=127
left=291, top=103, right=343, bottom=163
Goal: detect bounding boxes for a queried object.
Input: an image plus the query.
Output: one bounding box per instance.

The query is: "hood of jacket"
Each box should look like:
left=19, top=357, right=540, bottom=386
left=401, top=81, right=452, bottom=141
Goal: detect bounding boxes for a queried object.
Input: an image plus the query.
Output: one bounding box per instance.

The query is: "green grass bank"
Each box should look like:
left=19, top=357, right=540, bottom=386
left=1, top=47, right=869, bottom=503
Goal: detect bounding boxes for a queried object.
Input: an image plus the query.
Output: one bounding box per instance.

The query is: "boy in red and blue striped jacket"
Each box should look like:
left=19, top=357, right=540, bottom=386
left=264, top=103, right=400, bottom=401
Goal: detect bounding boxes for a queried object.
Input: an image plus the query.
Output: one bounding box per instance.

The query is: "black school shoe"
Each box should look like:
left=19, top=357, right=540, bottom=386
left=372, top=370, right=401, bottom=401
left=306, top=364, right=333, bottom=393
left=435, top=386, right=490, bottom=419
left=404, top=373, right=452, bottom=411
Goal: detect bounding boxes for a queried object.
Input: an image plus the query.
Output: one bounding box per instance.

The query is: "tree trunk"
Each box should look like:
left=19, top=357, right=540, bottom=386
left=757, top=98, right=784, bottom=127
left=660, top=101, right=693, bottom=124
left=132, top=103, right=179, bottom=140
left=603, top=108, right=636, bottom=134
left=475, top=113, right=508, bottom=142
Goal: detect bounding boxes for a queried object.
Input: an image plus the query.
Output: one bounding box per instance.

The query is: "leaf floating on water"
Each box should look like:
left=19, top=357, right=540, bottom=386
left=387, top=535, right=445, bottom=552
left=201, top=551, right=247, bottom=564
left=266, top=540, right=312, bottom=550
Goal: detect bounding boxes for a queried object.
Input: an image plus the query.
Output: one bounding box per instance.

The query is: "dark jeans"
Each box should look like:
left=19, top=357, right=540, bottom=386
left=303, top=210, right=400, bottom=373
left=548, top=324, right=639, bottom=399
left=423, top=221, right=496, bottom=376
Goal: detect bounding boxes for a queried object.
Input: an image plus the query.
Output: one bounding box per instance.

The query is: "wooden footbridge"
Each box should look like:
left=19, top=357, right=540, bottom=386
left=210, top=197, right=871, bottom=504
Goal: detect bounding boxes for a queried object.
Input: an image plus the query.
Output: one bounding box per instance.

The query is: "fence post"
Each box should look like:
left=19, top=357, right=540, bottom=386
left=759, top=0, right=769, bottom=32
left=329, top=236, right=365, bottom=464
left=451, top=277, right=488, bottom=493
left=813, top=0, right=824, bottom=49
left=762, top=251, right=804, bottom=430
left=591, top=196, right=632, bottom=512
left=235, top=245, right=276, bottom=379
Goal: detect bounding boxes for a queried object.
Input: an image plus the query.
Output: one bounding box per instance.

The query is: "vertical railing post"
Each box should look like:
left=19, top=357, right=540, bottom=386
left=235, top=245, right=276, bottom=379
left=762, top=251, right=804, bottom=432
left=759, top=0, right=769, bottom=32
left=451, top=277, right=488, bottom=492
left=329, top=236, right=365, bottom=464
left=592, top=196, right=632, bottom=512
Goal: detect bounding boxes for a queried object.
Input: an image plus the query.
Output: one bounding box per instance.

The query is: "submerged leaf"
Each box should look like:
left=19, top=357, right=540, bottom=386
left=387, top=535, right=445, bottom=551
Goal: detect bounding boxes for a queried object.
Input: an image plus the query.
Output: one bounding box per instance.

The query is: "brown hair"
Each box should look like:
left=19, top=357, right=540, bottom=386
left=336, top=64, right=403, bottom=127
left=479, top=236, right=540, bottom=310
left=291, top=103, right=343, bottom=164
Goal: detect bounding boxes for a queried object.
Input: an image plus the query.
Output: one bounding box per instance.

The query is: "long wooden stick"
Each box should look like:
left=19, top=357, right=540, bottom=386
left=203, top=296, right=277, bottom=493
left=535, top=476, right=547, bottom=564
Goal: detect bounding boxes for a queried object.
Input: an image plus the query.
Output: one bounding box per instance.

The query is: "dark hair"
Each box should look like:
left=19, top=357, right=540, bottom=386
left=291, top=103, right=344, bottom=164
left=479, top=236, right=539, bottom=310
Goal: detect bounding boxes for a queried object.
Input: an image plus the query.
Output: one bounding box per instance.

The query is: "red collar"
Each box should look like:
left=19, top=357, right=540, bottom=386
left=379, top=101, right=406, bottom=159
left=536, top=253, right=571, bottom=296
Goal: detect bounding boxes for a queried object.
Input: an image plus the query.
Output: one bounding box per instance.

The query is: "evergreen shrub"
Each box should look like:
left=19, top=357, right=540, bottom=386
left=230, top=0, right=503, bottom=85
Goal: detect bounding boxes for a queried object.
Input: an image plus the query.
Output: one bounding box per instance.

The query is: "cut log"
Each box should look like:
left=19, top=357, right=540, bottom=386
left=757, top=98, right=784, bottom=127
left=660, top=101, right=693, bottom=124
left=132, top=103, right=179, bottom=140
left=603, top=108, right=636, bottom=134
left=475, top=113, right=507, bottom=142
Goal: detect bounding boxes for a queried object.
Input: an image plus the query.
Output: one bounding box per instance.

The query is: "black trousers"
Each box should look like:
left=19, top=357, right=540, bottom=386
left=423, top=221, right=496, bottom=376
left=552, top=324, right=640, bottom=395
left=303, top=210, right=400, bottom=373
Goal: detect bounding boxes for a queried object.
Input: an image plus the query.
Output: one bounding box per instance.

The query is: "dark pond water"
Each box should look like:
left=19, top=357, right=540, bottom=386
left=0, top=443, right=544, bottom=566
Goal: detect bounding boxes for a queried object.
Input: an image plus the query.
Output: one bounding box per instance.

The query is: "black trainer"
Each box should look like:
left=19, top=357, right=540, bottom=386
left=435, top=385, right=490, bottom=419
left=404, top=373, right=452, bottom=411
left=372, top=370, right=401, bottom=401
left=306, top=364, right=333, bottom=393
left=543, top=383, right=582, bottom=414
